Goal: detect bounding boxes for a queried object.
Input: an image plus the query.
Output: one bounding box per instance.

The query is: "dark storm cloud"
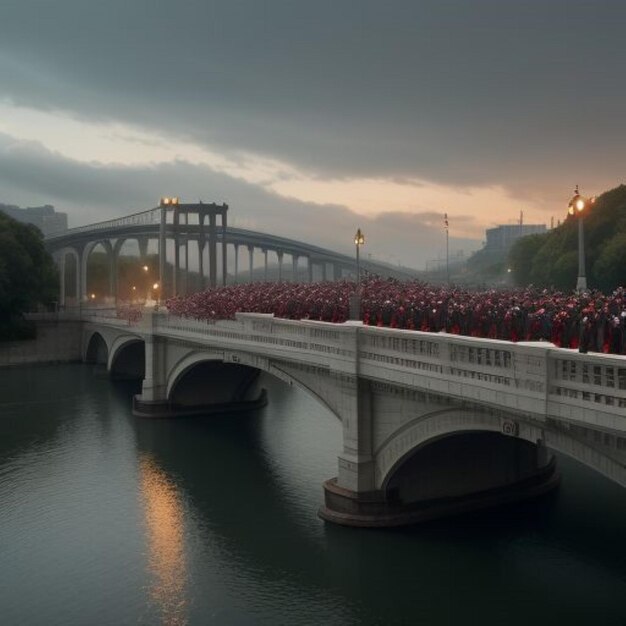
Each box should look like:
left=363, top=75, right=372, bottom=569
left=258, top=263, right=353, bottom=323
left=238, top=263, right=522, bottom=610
left=0, top=133, right=477, bottom=267
left=1, top=0, right=625, bottom=199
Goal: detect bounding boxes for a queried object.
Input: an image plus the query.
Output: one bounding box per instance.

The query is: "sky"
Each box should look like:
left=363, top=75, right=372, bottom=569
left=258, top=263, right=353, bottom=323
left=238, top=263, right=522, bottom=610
left=1, top=0, right=625, bottom=268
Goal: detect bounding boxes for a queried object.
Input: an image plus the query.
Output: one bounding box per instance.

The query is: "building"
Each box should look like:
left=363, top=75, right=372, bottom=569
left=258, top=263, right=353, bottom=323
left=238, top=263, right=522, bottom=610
left=0, top=203, right=68, bottom=236
left=484, top=223, right=546, bottom=252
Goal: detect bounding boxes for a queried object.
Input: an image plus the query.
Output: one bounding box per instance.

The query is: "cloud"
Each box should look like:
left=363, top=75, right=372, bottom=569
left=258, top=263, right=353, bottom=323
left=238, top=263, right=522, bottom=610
left=0, top=132, right=479, bottom=268
left=0, top=0, right=625, bottom=205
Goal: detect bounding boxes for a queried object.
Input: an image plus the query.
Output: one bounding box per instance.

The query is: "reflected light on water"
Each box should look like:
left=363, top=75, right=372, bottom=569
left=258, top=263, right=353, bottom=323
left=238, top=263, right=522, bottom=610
left=139, top=454, right=189, bottom=626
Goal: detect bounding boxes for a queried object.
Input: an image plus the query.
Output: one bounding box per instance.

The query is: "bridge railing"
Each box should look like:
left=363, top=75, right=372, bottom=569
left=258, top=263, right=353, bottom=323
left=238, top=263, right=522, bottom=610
left=87, top=310, right=626, bottom=430
left=547, top=351, right=626, bottom=426
left=151, top=312, right=359, bottom=373
left=358, top=327, right=550, bottom=414
left=46, top=208, right=160, bottom=240
left=357, top=325, right=626, bottom=430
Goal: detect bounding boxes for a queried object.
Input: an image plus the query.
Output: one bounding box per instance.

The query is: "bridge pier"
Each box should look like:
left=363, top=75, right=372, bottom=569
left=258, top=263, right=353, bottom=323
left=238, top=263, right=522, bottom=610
left=320, top=434, right=559, bottom=527
left=57, top=252, right=66, bottom=307
left=133, top=310, right=267, bottom=418
left=277, top=251, right=284, bottom=282
left=292, top=254, right=298, bottom=282
left=221, top=210, right=228, bottom=287
left=138, top=237, right=149, bottom=264
left=183, top=231, right=189, bottom=295
left=111, top=239, right=125, bottom=304
left=197, top=239, right=205, bottom=291
left=80, top=244, right=92, bottom=303
left=248, top=245, right=254, bottom=282
left=208, top=214, right=217, bottom=288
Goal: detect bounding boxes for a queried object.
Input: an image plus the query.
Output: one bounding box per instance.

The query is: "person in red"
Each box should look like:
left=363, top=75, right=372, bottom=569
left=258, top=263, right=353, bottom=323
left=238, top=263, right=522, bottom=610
left=164, top=278, right=626, bottom=354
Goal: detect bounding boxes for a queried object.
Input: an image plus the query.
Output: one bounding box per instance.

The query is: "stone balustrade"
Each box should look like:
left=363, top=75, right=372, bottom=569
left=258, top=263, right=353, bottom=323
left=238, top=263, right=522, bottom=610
left=125, top=311, right=626, bottom=433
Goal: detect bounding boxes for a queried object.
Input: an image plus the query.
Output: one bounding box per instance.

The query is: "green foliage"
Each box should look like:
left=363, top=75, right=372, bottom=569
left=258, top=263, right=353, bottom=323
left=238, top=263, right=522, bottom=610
left=593, top=231, right=626, bottom=292
left=509, top=184, right=626, bottom=291
left=509, top=234, right=544, bottom=286
left=0, top=211, right=59, bottom=339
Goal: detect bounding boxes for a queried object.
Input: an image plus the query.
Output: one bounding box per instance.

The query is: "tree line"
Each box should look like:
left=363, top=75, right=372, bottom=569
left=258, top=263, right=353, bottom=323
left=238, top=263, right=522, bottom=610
left=510, top=184, right=626, bottom=292
left=0, top=211, right=58, bottom=339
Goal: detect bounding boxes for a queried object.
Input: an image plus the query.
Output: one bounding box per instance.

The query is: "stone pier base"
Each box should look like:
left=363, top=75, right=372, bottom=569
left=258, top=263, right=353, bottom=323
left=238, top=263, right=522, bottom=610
left=132, top=389, right=268, bottom=418
left=319, top=458, right=559, bottom=527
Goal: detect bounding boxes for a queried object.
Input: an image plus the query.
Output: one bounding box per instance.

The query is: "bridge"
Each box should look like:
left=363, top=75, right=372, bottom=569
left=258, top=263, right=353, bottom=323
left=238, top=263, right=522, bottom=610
left=44, top=203, right=418, bottom=307
left=43, top=306, right=626, bottom=527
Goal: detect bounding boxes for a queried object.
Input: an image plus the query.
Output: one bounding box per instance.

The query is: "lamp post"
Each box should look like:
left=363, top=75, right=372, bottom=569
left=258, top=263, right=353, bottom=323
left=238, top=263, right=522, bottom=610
left=350, top=228, right=365, bottom=320
left=567, top=186, right=595, bottom=293
left=354, top=228, right=365, bottom=284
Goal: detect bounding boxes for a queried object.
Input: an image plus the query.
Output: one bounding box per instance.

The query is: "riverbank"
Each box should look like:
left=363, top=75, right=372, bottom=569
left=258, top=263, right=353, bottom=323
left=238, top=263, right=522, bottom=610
left=0, top=320, right=82, bottom=367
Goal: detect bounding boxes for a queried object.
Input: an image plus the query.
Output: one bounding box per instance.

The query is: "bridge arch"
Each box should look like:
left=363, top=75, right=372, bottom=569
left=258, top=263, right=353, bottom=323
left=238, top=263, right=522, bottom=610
left=82, top=239, right=115, bottom=301
left=84, top=331, right=109, bottom=365
left=109, top=336, right=145, bottom=379
left=375, top=407, right=626, bottom=493
left=165, top=351, right=342, bottom=420
left=56, top=246, right=81, bottom=305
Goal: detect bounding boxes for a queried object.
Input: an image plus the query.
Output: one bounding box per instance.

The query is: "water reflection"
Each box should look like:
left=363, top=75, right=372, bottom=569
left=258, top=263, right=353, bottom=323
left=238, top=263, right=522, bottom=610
left=2, top=365, right=626, bottom=626
left=139, top=454, right=189, bottom=626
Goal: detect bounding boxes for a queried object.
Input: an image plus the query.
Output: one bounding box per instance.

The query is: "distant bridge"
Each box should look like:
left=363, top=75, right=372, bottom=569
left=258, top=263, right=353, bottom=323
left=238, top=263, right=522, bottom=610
left=44, top=204, right=418, bottom=306
left=43, top=307, right=626, bottom=527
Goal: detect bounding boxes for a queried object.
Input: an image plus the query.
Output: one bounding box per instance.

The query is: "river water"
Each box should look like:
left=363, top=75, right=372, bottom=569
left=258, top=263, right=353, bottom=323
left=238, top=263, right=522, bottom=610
left=0, top=363, right=625, bottom=626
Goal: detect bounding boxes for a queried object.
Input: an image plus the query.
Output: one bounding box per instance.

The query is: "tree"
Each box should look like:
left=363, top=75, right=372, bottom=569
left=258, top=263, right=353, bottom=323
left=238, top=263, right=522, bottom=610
left=509, top=234, right=545, bottom=286
left=508, top=184, right=626, bottom=291
left=0, top=211, right=59, bottom=339
left=593, top=231, right=626, bottom=293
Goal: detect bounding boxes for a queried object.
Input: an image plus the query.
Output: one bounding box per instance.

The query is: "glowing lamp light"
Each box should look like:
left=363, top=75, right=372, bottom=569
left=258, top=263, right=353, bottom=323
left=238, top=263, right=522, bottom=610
left=143, top=265, right=149, bottom=272
left=152, top=282, right=160, bottom=290
left=354, top=228, right=365, bottom=246
left=568, top=186, right=595, bottom=217
left=90, top=293, right=96, bottom=300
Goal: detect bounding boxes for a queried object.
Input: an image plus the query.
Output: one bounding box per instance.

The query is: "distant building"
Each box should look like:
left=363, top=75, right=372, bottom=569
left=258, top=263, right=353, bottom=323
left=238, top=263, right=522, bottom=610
left=484, top=223, right=546, bottom=252
left=0, top=203, right=68, bottom=236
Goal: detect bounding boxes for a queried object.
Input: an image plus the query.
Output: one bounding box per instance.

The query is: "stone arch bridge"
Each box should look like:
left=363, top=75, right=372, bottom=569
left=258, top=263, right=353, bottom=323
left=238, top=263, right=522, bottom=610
left=76, top=309, right=626, bottom=526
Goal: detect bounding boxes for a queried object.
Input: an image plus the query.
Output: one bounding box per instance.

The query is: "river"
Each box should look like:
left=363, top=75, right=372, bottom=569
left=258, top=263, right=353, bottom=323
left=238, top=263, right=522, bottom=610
left=0, top=363, right=625, bottom=625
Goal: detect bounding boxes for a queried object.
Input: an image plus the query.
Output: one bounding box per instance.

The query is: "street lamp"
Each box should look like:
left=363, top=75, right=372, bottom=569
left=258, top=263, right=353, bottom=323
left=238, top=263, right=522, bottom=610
left=350, top=228, right=365, bottom=321
left=354, top=228, right=365, bottom=284
left=567, top=186, right=595, bottom=292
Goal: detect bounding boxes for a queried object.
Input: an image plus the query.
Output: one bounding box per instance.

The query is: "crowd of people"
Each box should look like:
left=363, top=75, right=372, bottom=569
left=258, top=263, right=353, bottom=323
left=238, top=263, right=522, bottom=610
left=164, top=278, right=626, bottom=355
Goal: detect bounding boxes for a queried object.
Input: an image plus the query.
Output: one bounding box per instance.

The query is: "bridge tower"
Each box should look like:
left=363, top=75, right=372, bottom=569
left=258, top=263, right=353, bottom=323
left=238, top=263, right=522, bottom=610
left=160, top=199, right=229, bottom=297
